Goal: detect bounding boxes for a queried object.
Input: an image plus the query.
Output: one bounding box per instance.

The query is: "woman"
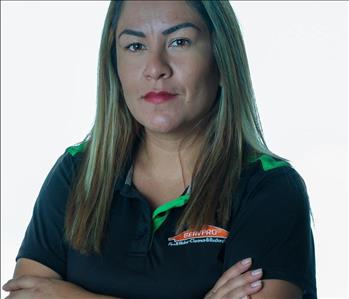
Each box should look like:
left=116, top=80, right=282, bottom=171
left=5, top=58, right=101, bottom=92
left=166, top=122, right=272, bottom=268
left=2, top=1, right=317, bottom=298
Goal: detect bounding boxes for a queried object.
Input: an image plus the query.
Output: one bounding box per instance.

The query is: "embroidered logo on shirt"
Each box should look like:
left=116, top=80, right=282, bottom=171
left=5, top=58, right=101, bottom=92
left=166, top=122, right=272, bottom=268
left=168, top=225, right=229, bottom=246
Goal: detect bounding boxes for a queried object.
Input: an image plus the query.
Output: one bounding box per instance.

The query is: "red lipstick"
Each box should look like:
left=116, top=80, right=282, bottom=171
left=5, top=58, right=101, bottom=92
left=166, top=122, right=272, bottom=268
left=143, top=91, right=177, bottom=104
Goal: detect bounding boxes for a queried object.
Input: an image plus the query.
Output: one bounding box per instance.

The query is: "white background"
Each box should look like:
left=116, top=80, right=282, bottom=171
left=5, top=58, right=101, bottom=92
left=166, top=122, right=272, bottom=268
left=1, top=1, right=348, bottom=298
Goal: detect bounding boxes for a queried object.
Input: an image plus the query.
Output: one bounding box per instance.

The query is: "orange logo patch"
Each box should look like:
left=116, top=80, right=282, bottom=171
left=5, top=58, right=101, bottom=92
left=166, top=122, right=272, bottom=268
left=168, top=225, right=229, bottom=246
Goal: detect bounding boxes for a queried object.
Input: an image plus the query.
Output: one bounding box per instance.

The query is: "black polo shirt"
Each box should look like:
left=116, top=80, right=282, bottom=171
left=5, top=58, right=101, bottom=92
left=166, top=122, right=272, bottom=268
left=16, top=145, right=317, bottom=299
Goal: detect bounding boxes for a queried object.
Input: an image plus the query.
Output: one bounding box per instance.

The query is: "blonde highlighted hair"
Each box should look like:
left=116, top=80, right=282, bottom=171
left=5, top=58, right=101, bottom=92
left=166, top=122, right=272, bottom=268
left=64, top=0, right=288, bottom=255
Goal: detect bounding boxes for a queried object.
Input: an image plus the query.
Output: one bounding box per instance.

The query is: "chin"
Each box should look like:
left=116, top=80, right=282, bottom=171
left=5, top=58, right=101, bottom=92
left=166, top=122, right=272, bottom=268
left=144, top=116, right=182, bottom=133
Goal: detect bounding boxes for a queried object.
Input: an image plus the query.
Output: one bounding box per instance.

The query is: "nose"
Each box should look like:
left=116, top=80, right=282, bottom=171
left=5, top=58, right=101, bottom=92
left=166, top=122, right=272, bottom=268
left=143, top=50, right=172, bottom=81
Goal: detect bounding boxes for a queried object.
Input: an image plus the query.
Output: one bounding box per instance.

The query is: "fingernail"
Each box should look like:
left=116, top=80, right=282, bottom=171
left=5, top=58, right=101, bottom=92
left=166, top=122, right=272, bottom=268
left=241, top=296, right=249, bottom=299
left=251, top=268, right=262, bottom=276
left=241, top=257, right=252, bottom=265
left=251, top=280, right=262, bottom=288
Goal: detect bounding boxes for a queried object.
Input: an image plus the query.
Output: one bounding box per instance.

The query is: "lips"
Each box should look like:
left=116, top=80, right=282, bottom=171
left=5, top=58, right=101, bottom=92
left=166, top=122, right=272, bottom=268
left=143, top=91, right=177, bottom=104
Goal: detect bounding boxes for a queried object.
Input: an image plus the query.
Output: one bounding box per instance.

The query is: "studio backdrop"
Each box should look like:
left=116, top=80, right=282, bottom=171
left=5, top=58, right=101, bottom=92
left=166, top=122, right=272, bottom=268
left=1, top=1, right=348, bottom=298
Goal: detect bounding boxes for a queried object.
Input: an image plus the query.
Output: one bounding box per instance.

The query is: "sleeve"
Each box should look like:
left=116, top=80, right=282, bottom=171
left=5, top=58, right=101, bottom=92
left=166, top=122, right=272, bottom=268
left=223, top=167, right=317, bottom=298
left=16, top=151, right=77, bottom=279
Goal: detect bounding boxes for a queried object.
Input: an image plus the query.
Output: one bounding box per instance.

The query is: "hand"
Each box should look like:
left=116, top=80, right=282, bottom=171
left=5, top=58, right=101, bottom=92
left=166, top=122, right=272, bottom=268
left=2, top=275, right=120, bottom=299
left=204, top=258, right=263, bottom=299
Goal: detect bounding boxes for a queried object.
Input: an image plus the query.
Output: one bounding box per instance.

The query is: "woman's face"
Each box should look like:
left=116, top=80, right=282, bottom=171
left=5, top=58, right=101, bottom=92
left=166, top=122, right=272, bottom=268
left=116, top=0, right=220, bottom=136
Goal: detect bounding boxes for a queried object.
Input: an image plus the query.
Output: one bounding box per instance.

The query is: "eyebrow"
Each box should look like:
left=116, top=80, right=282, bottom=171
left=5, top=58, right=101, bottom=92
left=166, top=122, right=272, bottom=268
left=118, top=22, right=201, bottom=39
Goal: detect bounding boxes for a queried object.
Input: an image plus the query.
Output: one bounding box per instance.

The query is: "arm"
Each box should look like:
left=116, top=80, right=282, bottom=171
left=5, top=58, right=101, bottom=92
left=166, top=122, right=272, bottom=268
left=5, top=154, right=123, bottom=298
left=13, top=258, right=62, bottom=279
left=2, top=258, right=123, bottom=299
left=223, top=168, right=317, bottom=298
left=250, top=279, right=302, bottom=299
left=203, top=259, right=302, bottom=299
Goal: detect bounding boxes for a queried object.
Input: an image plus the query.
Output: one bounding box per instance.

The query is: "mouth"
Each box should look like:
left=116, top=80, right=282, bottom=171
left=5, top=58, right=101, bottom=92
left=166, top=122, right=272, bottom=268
left=143, top=92, right=178, bottom=104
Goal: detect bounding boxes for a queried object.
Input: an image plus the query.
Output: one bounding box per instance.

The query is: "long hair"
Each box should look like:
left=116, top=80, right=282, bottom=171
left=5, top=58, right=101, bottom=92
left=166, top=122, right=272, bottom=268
left=64, top=0, right=289, bottom=255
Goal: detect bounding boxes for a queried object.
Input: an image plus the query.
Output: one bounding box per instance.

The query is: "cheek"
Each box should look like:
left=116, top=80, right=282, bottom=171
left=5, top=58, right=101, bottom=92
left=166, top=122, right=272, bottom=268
left=116, top=69, right=139, bottom=118
left=117, top=60, right=130, bottom=90
left=182, top=67, right=219, bottom=116
left=117, top=51, right=135, bottom=89
left=184, top=65, right=218, bottom=99
left=180, top=50, right=217, bottom=90
left=117, top=63, right=141, bottom=100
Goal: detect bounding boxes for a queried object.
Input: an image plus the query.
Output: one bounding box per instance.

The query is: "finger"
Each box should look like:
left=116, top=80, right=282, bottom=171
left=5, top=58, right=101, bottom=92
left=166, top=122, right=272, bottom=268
left=217, top=269, right=263, bottom=299
left=226, top=279, right=263, bottom=299
left=210, top=257, right=252, bottom=292
left=2, top=276, right=39, bottom=291
left=224, top=268, right=263, bottom=289
left=4, top=289, right=35, bottom=299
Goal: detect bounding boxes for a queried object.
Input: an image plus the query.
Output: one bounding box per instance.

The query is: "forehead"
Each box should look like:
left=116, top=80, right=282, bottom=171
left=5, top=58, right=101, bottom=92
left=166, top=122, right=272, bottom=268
left=116, top=0, right=206, bottom=33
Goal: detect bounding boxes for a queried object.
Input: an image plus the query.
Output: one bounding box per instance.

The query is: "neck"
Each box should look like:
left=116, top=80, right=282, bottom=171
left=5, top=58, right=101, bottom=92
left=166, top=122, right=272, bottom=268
left=135, top=129, right=203, bottom=186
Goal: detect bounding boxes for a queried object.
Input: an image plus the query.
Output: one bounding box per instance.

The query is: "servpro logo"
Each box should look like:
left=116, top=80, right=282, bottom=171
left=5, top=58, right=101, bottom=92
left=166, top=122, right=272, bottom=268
left=168, top=225, right=229, bottom=246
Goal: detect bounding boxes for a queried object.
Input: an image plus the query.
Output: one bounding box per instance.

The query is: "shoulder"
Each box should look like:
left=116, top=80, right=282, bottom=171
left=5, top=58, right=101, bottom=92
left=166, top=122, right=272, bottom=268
left=64, top=141, right=87, bottom=166
left=51, top=141, right=87, bottom=179
left=65, top=141, right=87, bottom=158
left=234, top=154, right=310, bottom=219
left=242, top=154, right=307, bottom=197
left=34, top=142, right=88, bottom=209
left=226, top=155, right=316, bottom=297
left=243, top=154, right=300, bottom=183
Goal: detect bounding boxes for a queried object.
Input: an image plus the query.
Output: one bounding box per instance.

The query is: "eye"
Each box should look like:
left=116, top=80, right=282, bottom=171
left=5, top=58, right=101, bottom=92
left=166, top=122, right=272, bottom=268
left=124, top=38, right=191, bottom=53
left=170, top=38, right=191, bottom=48
left=125, top=42, right=145, bottom=53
